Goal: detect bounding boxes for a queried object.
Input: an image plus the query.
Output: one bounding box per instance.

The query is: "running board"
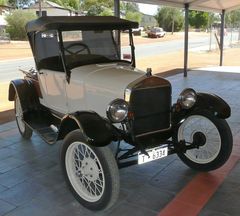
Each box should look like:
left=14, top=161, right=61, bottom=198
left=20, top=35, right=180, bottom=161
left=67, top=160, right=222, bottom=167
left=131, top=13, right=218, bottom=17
left=24, top=109, right=60, bottom=145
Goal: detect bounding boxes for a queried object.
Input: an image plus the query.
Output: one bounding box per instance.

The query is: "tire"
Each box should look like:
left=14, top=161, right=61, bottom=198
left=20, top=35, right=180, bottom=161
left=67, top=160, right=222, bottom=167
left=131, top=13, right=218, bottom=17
left=14, top=95, right=33, bottom=139
left=175, top=110, right=232, bottom=171
left=60, top=129, right=120, bottom=211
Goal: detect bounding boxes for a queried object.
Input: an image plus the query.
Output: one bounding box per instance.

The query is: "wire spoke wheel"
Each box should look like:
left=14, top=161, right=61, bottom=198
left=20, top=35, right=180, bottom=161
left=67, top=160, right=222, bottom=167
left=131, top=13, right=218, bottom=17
left=61, top=130, right=120, bottom=211
left=14, top=95, right=32, bottom=139
left=15, top=95, right=25, bottom=133
left=65, top=141, right=105, bottom=202
left=176, top=111, right=232, bottom=171
left=178, top=115, right=221, bottom=164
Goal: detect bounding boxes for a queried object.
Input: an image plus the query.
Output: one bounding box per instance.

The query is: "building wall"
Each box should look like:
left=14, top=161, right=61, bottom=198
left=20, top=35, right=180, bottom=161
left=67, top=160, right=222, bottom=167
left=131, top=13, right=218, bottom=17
left=29, top=7, right=70, bottom=16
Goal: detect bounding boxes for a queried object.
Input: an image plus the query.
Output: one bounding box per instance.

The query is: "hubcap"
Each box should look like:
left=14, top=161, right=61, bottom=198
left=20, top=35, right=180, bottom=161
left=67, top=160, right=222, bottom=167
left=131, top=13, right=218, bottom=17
left=192, top=132, right=206, bottom=147
left=65, top=141, right=105, bottom=202
left=178, top=115, right=221, bottom=164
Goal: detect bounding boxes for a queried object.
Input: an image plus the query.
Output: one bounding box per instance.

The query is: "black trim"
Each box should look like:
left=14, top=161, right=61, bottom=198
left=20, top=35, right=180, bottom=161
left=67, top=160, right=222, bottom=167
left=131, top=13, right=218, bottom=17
left=195, top=93, right=231, bottom=119
left=8, top=79, right=40, bottom=111
left=26, top=16, right=138, bottom=33
left=57, top=111, right=117, bottom=146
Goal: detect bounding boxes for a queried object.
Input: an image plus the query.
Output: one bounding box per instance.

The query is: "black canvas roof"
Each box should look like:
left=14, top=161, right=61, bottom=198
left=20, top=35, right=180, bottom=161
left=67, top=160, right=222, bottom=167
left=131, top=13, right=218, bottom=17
left=26, top=16, right=139, bottom=33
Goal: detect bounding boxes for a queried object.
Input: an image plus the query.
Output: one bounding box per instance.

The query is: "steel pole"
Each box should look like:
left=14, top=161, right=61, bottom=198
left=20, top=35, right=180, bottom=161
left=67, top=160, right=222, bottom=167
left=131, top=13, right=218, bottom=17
left=114, top=0, right=121, bottom=56
left=39, top=0, right=42, bottom=17
left=220, top=10, right=225, bottom=66
left=184, top=3, right=189, bottom=77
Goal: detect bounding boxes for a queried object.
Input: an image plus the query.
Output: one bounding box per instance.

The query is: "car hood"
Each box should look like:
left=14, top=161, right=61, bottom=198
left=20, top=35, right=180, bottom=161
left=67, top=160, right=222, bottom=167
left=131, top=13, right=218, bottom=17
left=71, top=63, right=145, bottom=96
left=69, top=63, right=145, bottom=116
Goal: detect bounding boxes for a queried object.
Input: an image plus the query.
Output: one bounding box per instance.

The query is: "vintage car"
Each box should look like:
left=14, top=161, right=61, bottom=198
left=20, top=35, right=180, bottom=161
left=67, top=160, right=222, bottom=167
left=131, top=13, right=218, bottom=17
left=9, top=16, right=232, bottom=211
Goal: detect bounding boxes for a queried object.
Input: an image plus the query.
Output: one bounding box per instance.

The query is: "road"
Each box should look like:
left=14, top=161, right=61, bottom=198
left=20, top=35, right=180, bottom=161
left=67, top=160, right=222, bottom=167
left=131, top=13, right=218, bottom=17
left=0, top=32, right=238, bottom=82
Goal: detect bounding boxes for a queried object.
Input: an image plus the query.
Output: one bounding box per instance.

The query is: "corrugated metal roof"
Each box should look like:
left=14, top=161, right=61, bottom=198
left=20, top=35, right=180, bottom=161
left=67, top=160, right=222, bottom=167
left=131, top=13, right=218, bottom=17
left=127, top=0, right=240, bottom=13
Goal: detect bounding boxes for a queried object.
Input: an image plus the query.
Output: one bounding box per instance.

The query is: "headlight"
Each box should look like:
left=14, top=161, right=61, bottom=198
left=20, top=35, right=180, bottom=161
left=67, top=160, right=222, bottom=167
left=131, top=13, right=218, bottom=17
left=107, top=99, right=128, bottom=123
left=178, top=88, right=197, bottom=109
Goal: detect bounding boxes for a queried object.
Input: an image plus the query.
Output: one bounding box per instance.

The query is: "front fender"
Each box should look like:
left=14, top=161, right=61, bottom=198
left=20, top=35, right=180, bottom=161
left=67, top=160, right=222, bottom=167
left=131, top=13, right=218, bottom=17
left=195, top=93, right=230, bottom=119
left=9, top=79, right=39, bottom=111
left=172, top=92, right=230, bottom=128
left=57, top=111, right=116, bottom=147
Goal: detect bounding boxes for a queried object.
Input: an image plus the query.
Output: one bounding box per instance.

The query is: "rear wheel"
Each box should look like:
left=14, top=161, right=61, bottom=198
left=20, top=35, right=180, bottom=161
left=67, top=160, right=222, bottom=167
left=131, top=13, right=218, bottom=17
left=175, top=111, right=232, bottom=171
left=14, top=95, right=32, bottom=139
left=61, top=130, right=119, bottom=211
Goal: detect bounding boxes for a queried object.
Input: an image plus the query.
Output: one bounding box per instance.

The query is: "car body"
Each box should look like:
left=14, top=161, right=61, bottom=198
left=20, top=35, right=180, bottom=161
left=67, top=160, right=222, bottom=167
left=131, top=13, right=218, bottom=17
left=9, top=16, right=232, bottom=211
left=148, top=27, right=166, bottom=38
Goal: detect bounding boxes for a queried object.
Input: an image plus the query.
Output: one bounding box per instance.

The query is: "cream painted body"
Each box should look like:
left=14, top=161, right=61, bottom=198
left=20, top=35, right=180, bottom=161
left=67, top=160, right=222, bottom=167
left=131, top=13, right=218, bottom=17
left=38, top=63, right=145, bottom=117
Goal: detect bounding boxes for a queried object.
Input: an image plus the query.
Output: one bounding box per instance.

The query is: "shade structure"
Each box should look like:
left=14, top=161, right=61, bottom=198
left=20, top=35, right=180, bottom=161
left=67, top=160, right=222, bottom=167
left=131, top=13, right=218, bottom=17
left=116, top=0, right=240, bottom=76
left=125, top=0, right=240, bottom=13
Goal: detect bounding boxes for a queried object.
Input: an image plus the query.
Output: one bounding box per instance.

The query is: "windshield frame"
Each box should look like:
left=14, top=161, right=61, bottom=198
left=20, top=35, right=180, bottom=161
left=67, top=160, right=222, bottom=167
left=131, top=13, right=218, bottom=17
left=58, top=29, right=136, bottom=82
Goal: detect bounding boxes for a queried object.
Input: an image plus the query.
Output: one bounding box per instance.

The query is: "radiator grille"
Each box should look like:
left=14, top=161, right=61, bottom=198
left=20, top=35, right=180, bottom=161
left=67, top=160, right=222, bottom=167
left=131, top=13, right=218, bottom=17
left=130, top=85, right=171, bottom=136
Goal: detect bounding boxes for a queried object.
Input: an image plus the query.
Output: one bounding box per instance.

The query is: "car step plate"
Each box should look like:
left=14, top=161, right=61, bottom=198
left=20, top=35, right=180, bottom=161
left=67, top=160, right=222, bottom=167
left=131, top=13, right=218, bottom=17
left=138, top=147, right=168, bottom=165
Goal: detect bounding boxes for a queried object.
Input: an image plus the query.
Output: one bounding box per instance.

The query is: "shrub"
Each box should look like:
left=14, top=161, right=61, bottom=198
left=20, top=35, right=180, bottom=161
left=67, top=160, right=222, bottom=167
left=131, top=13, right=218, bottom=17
left=5, top=10, right=37, bottom=40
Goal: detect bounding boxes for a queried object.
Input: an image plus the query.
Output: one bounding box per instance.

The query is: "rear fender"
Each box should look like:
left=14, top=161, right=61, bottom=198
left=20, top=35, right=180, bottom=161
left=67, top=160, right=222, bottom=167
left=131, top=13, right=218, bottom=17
left=57, top=111, right=117, bottom=147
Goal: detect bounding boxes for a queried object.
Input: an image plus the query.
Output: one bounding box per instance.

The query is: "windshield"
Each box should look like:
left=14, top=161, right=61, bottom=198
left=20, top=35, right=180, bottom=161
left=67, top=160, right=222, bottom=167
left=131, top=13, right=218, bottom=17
left=61, top=30, right=132, bottom=69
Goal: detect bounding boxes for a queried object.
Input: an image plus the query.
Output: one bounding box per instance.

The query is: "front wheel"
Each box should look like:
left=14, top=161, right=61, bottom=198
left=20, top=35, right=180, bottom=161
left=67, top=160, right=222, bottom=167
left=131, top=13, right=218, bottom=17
left=61, top=130, right=120, bottom=211
left=175, top=111, right=232, bottom=171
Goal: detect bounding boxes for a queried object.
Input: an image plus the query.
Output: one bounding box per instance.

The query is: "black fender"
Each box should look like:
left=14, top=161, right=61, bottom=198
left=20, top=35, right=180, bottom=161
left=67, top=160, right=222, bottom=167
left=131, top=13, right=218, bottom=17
left=195, top=93, right=231, bottom=119
left=172, top=92, right=230, bottom=129
left=57, top=111, right=117, bottom=147
left=9, top=79, right=40, bottom=111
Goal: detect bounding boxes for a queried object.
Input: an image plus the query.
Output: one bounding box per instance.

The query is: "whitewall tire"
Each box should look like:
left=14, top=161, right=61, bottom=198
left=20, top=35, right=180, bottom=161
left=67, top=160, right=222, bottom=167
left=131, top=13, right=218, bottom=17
left=176, top=111, right=232, bottom=171
left=61, top=129, right=119, bottom=211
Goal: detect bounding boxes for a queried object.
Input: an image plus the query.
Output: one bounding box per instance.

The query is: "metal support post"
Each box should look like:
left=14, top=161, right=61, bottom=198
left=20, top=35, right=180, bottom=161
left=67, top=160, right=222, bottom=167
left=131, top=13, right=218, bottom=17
left=114, top=0, right=121, bottom=56
left=220, top=10, right=225, bottom=66
left=184, top=3, right=189, bottom=77
left=38, top=0, right=42, bottom=17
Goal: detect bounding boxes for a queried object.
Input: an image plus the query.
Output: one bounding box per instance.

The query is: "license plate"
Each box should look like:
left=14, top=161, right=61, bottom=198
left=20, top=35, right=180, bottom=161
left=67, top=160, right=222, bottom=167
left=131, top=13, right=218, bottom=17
left=138, top=147, right=168, bottom=165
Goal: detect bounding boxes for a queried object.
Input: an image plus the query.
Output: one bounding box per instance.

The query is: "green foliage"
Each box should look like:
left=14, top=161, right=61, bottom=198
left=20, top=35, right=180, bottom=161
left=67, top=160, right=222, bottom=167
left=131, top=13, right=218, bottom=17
left=8, top=0, right=32, bottom=8
left=5, top=10, right=37, bottom=40
left=189, top=11, right=209, bottom=29
left=51, top=0, right=80, bottom=10
left=226, top=10, right=240, bottom=27
left=121, top=2, right=139, bottom=13
left=81, top=0, right=114, bottom=15
left=208, top=13, right=219, bottom=27
left=99, top=8, right=113, bottom=16
left=0, top=0, right=8, bottom=5
left=155, top=7, right=183, bottom=32
left=125, top=11, right=142, bottom=23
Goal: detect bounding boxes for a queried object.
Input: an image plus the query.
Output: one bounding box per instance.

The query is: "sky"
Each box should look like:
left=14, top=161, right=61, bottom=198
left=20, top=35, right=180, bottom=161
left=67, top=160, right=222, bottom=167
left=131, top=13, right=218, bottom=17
left=138, top=3, right=159, bottom=16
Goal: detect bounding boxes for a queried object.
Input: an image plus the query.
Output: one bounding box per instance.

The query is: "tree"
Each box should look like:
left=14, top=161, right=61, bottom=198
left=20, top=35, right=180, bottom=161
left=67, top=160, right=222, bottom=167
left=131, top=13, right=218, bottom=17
left=8, top=0, right=32, bottom=8
left=0, top=0, right=8, bottom=5
left=81, top=0, right=114, bottom=16
left=226, top=10, right=240, bottom=28
left=5, top=10, right=37, bottom=40
left=189, top=10, right=209, bottom=29
left=125, top=11, right=142, bottom=23
left=99, top=8, right=113, bottom=16
left=155, top=7, right=184, bottom=32
left=51, top=0, right=80, bottom=10
left=121, top=2, right=139, bottom=13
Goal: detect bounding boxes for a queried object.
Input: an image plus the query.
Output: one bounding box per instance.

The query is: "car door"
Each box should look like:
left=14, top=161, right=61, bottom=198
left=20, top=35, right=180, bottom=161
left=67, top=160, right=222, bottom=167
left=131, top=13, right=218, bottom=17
left=40, top=69, right=68, bottom=114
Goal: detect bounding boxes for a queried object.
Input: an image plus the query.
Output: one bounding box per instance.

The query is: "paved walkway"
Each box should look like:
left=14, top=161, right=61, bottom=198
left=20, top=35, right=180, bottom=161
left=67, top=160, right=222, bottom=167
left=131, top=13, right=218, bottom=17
left=0, top=67, right=240, bottom=216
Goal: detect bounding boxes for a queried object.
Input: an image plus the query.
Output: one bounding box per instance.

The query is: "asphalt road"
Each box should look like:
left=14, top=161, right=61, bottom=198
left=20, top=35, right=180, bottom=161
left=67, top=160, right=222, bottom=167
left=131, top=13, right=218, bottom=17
left=0, top=32, right=238, bottom=82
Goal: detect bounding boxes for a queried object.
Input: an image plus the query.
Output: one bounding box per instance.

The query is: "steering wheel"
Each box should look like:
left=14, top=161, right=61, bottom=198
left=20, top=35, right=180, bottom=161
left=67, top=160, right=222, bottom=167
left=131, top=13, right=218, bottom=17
left=64, top=43, right=91, bottom=55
